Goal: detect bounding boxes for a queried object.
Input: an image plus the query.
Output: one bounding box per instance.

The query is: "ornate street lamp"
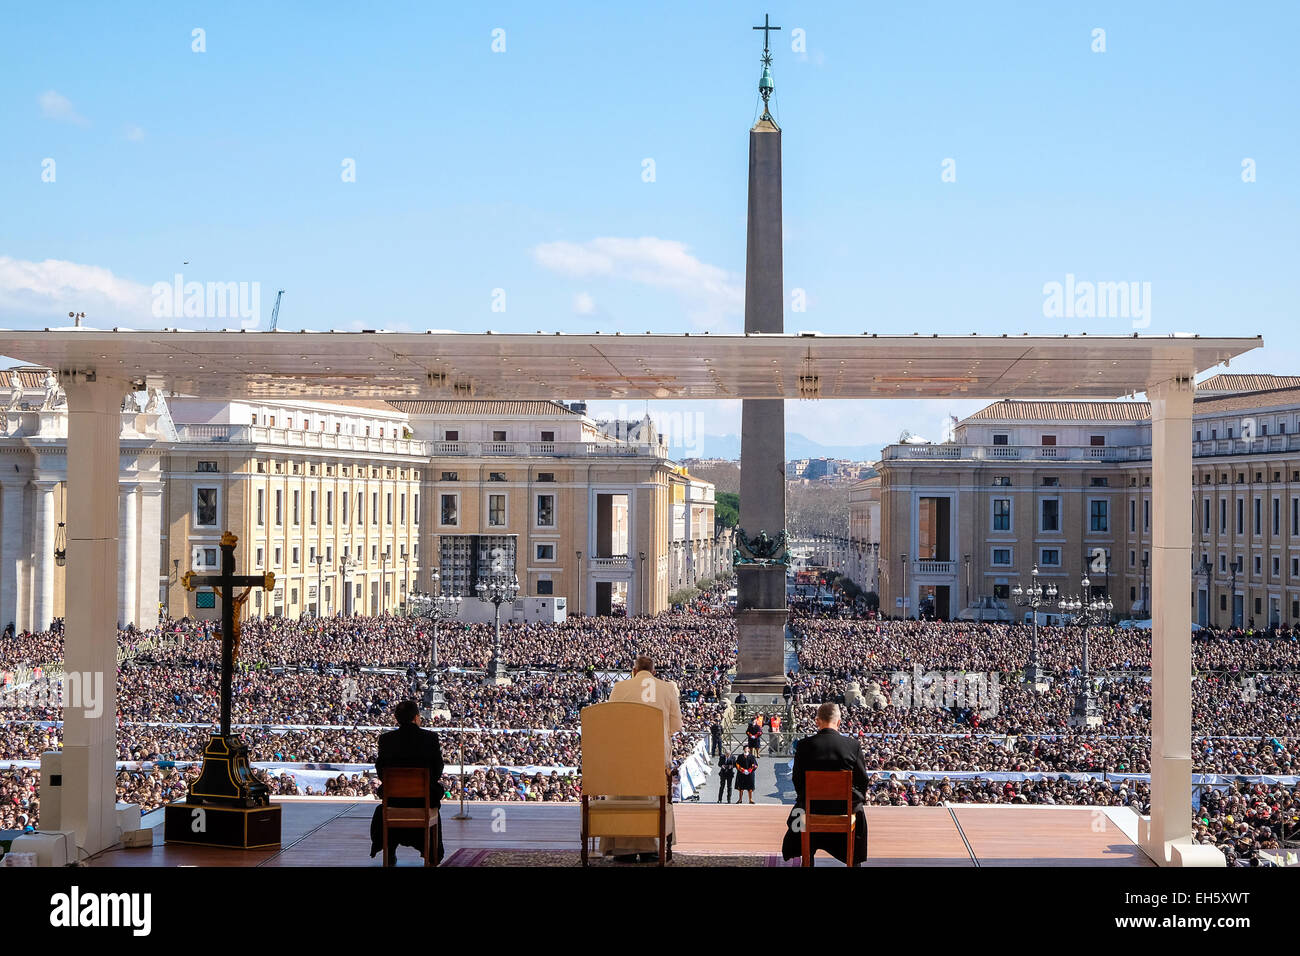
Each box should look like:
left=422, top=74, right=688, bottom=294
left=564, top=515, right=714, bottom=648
left=1196, top=556, right=1213, bottom=628
left=899, top=553, right=908, bottom=618
left=1012, top=564, right=1059, bottom=686
left=338, top=552, right=355, bottom=617
left=1064, top=576, right=1113, bottom=728
left=1139, top=553, right=1150, bottom=619
left=1229, top=556, right=1241, bottom=628
left=314, top=553, right=325, bottom=617
left=409, top=568, right=462, bottom=716
left=54, top=521, right=67, bottom=567
left=476, top=572, right=519, bottom=685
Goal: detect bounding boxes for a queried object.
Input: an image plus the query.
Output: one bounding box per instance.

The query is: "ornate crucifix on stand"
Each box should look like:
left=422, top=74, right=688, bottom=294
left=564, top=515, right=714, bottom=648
left=165, top=532, right=282, bottom=848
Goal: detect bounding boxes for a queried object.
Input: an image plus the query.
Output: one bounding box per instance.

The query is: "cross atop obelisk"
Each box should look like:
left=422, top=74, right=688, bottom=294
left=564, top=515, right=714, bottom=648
left=753, top=13, right=781, bottom=51
left=752, top=14, right=781, bottom=120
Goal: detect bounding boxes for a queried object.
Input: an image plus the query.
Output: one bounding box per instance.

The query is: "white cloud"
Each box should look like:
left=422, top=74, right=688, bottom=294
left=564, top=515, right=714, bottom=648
left=573, top=291, right=596, bottom=314
left=0, top=255, right=152, bottom=323
left=533, top=236, right=741, bottom=329
left=38, top=90, right=88, bottom=126
left=124, top=124, right=146, bottom=141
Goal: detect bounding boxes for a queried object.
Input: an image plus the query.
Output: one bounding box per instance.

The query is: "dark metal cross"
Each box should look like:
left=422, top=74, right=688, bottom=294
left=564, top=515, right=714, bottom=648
left=753, top=13, right=781, bottom=52
left=182, top=532, right=274, bottom=738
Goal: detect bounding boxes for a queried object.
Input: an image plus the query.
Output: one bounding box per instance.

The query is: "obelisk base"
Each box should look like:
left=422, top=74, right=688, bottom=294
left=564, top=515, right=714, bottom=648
left=733, top=608, right=788, bottom=694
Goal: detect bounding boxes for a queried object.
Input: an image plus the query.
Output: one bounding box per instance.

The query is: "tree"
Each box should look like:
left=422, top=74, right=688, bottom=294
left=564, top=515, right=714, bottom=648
left=715, top=491, right=739, bottom=527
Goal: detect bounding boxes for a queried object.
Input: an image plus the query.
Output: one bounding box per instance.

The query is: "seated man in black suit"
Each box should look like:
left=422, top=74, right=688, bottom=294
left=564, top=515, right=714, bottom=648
left=369, top=699, right=445, bottom=865
left=780, top=702, right=869, bottom=865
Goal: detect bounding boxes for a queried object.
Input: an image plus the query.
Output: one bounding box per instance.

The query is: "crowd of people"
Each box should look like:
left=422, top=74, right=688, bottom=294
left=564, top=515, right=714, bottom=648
left=792, top=615, right=1300, bottom=675
left=2, top=587, right=1296, bottom=864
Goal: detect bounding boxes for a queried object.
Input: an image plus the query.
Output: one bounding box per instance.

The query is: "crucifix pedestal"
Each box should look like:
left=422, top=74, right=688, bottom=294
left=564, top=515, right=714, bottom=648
left=164, top=532, right=282, bottom=848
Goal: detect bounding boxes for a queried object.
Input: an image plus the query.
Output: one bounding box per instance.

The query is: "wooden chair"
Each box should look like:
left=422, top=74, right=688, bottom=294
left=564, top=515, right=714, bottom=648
left=380, top=767, right=439, bottom=867
left=580, top=701, right=672, bottom=866
left=800, top=769, right=856, bottom=867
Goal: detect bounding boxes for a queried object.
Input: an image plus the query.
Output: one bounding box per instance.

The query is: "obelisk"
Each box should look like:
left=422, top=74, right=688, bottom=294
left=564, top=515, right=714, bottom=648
left=733, top=18, right=788, bottom=694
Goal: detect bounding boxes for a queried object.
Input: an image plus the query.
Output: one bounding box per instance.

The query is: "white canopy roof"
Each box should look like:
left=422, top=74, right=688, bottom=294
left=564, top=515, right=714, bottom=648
left=0, top=329, right=1260, bottom=401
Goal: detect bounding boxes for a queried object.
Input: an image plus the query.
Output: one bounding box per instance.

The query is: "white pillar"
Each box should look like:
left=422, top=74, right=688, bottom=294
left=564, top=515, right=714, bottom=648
left=1, top=480, right=26, bottom=634
left=32, top=481, right=57, bottom=632
left=118, top=484, right=139, bottom=626
left=137, top=483, right=163, bottom=629
left=1146, top=376, right=1222, bottom=866
left=61, top=374, right=122, bottom=856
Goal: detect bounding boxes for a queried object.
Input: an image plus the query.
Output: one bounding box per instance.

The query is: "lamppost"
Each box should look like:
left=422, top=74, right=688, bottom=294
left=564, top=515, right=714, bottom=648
left=1140, top=553, right=1150, bottom=619
left=338, top=553, right=355, bottom=617
left=380, top=546, right=390, bottom=615
left=408, top=568, right=461, bottom=717
left=1197, top=556, right=1212, bottom=628
left=1230, top=556, right=1240, bottom=628
left=1063, top=577, right=1113, bottom=728
left=899, top=553, right=908, bottom=619
left=1012, top=564, right=1059, bottom=686
left=314, top=553, right=324, bottom=617
left=476, top=572, right=518, bottom=685
left=964, top=554, right=971, bottom=608
left=402, top=551, right=409, bottom=612
left=575, top=551, right=582, bottom=616
left=639, top=551, right=647, bottom=617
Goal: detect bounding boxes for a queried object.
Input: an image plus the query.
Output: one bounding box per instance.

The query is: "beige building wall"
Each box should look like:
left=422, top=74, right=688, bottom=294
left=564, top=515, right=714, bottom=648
left=878, top=380, right=1300, bottom=626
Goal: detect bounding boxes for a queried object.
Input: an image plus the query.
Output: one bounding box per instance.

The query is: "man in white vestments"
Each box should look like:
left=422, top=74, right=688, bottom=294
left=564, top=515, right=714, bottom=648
left=600, top=655, right=683, bottom=861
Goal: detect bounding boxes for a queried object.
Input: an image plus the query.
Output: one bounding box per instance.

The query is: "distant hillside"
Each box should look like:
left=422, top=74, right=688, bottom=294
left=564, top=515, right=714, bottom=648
left=692, top=432, right=877, bottom=462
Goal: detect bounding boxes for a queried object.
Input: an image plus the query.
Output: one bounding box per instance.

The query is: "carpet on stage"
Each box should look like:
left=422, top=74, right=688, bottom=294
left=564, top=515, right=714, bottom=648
left=441, top=848, right=800, bottom=867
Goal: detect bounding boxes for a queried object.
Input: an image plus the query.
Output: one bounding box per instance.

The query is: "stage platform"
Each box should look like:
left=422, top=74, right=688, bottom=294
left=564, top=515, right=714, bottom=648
left=87, top=799, right=1154, bottom=867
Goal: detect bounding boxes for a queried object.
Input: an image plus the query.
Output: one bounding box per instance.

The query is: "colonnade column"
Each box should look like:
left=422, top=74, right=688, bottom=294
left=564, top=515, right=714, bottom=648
left=137, top=483, right=164, bottom=628
left=118, top=483, right=139, bottom=626
left=1, top=480, right=26, bottom=634
left=32, top=480, right=57, bottom=632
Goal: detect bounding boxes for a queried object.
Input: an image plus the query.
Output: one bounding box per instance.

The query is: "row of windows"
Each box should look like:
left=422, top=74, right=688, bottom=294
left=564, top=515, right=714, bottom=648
left=980, top=545, right=1300, bottom=583
left=253, top=460, right=421, bottom=480
left=438, top=493, right=556, bottom=528
left=439, top=471, right=556, bottom=482
left=1202, top=552, right=1300, bottom=579
left=1197, top=470, right=1300, bottom=484
left=251, top=541, right=420, bottom=569
left=985, top=494, right=1300, bottom=539
left=988, top=497, right=1111, bottom=533
left=1196, top=423, right=1294, bottom=441
left=1200, top=496, right=1300, bottom=537
left=990, top=434, right=1108, bottom=446
left=249, top=412, right=405, bottom=439
left=252, top=489, right=420, bottom=529
left=441, top=429, right=557, bottom=443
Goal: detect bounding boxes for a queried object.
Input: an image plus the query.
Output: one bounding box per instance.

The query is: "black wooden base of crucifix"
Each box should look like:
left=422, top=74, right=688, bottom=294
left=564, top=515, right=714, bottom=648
left=187, top=733, right=272, bottom=807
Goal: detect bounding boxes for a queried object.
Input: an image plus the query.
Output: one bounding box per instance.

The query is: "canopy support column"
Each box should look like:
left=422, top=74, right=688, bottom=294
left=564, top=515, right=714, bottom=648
left=60, top=373, right=124, bottom=856
left=1145, top=375, right=1222, bottom=866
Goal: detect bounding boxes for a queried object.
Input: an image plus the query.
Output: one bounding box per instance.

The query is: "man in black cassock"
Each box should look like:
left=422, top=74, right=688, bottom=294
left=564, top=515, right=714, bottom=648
left=369, top=699, right=446, bottom=865
left=781, top=702, right=869, bottom=865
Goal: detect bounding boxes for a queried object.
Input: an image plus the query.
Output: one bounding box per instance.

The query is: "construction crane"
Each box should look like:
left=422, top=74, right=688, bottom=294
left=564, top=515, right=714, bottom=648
left=269, top=290, right=285, bottom=331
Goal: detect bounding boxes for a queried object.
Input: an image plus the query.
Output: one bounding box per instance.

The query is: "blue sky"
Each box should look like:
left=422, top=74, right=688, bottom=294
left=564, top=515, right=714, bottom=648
left=3, top=2, right=1296, bottom=454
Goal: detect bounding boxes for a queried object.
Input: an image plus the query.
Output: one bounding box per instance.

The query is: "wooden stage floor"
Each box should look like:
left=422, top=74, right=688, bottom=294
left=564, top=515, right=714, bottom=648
left=89, top=799, right=1153, bottom=867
